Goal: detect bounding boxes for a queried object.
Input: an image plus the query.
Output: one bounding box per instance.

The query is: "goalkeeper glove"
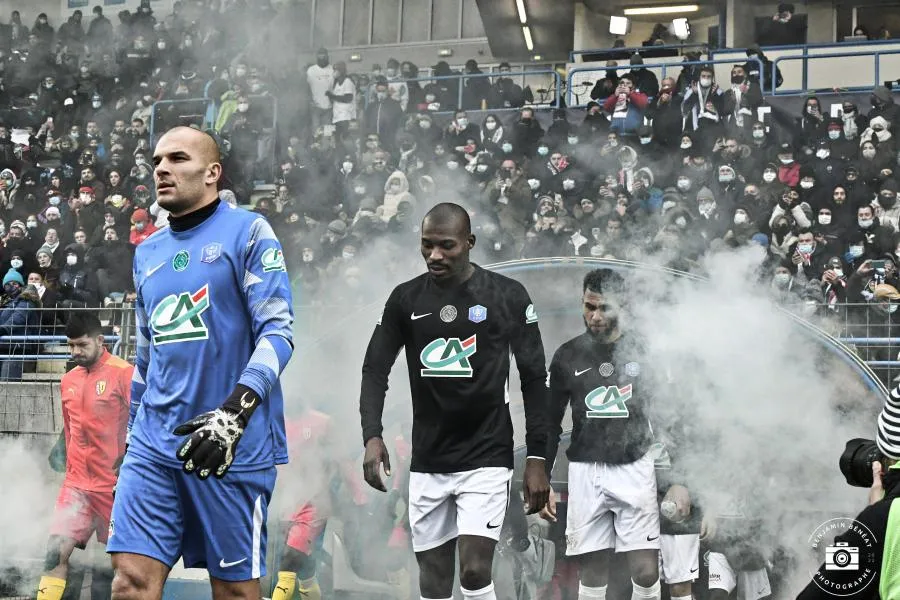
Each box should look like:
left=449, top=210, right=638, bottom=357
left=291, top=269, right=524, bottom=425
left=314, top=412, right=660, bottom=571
left=173, top=384, right=261, bottom=480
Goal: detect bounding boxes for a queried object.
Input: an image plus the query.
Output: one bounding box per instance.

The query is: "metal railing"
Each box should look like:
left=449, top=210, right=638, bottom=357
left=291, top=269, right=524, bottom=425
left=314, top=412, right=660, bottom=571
left=363, top=70, right=563, bottom=114
left=565, top=57, right=764, bottom=108
left=770, top=48, right=900, bottom=96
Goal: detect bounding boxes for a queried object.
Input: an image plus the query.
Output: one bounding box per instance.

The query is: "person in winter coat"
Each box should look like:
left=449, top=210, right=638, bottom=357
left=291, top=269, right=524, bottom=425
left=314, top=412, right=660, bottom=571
left=0, top=273, right=41, bottom=380
left=868, top=85, right=900, bottom=128
left=379, top=171, right=416, bottom=223
left=89, top=227, right=135, bottom=302
left=129, top=208, right=158, bottom=245
left=57, top=244, right=98, bottom=309
left=681, top=66, right=726, bottom=149
left=603, top=73, right=648, bottom=135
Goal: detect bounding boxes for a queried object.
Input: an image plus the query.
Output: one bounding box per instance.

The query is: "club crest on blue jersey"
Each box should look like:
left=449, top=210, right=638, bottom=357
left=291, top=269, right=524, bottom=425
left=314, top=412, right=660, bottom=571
left=468, top=305, right=487, bottom=323
left=149, top=284, right=212, bottom=345
left=172, top=250, right=190, bottom=272
left=201, top=243, right=222, bottom=264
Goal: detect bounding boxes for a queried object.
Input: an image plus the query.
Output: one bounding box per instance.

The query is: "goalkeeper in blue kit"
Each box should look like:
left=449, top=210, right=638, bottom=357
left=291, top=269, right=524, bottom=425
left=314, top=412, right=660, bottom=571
left=107, top=127, right=294, bottom=600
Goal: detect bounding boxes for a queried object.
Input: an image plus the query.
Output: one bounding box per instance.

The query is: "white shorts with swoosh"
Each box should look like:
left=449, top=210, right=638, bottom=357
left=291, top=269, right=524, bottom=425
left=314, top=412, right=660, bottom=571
left=408, top=467, right=512, bottom=552
left=660, top=533, right=700, bottom=583
left=565, top=453, right=660, bottom=555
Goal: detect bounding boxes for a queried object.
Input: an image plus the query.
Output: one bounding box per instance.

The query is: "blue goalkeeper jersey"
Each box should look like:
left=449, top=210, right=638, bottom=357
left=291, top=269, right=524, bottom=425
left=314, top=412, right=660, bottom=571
left=128, top=201, right=295, bottom=471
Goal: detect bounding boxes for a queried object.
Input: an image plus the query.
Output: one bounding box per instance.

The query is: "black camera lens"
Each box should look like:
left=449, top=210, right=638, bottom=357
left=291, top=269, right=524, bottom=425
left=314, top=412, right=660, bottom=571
left=839, top=438, right=882, bottom=487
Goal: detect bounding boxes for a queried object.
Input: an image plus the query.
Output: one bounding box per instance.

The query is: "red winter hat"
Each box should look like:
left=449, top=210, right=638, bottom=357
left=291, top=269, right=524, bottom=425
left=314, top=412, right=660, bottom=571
left=132, top=208, right=149, bottom=223
left=78, top=186, right=94, bottom=194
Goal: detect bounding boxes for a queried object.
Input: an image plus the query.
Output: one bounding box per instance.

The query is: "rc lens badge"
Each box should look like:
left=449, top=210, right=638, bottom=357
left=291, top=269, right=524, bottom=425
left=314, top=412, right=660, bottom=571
left=96, top=380, right=106, bottom=395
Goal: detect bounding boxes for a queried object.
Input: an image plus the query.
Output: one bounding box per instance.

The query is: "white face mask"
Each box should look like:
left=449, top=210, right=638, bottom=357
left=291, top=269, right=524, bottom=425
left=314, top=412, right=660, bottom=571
left=816, top=149, right=830, bottom=159
left=92, top=101, right=101, bottom=109
left=66, top=255, right=77, bottom=266
left=342, top=162, right=353, bottom=173
left=733, top=213, right=748, bottom=225
left=849, top=245, right=864, bottom=258
left=859, top=218, right=874, bottom=228
left=26, top=220, right=37, bottom=229
left=863, top=149, right=877, bottom=159
left=833, top=268, right=844, bottom=278
left=485, top=122, right=497, bottom=131
left=447, top=161, right=459, bottom=170
left=680, top=141, right=692, bottom=150
left=774, top=272, right=791, bottom=287
left=675, top=216, right=687, bottom=227
left=699, top=78, right=712, bottom=88
left=753, top=129, right=765, bottom=139
left=800, top=180, right=814, bottom=189
left=719, top=173, right=734, bottom=183
left=829, top=130, right=841, bottom=140
left=302, top=252, right=313, bottom=263
left=819, top=214, right=832, bottom=225
left=237, top=103, right=249, bottom=112
left=563, top=179, right=575, bottom=190
left=537, top=147, right=549, bottom=156
left=780, top=157, right=794, bottom=165
left=640, top=137, right=652, bottom=145
left=528, top=179, right=540, bottom=190
left=763, top=171, right=777, bottom=182
left=568, top=136, right=579, bottom=145
left=677, top=178, right=691, bottom=191
left=502, top=143, right=513, bottom=153
left=457, top=118, right=469, bottom=129
left=476, top=164, right=488, bottom=173
left=10, top=259, right=22, bottom=269
left=49, top=197, right=60, bottom=206
left=342, top=251, right=354, bottom=260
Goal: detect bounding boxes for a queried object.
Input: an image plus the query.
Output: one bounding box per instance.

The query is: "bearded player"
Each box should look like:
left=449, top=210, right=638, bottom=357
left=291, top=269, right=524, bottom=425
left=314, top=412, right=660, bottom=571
left=543, top=269, right=662, bottom=600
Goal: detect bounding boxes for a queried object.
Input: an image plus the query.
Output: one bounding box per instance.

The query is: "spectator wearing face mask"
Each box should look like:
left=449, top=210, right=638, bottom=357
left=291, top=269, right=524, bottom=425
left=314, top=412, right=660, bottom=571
left=57, top=244, right=97, bottom=309
left=681, top=66, right=725, bottom=149
left=604, top=73, right=648, bottom=135
left=128, top=208, right=157, bottom=245
left=89, top=226, right=134, bottom=304
left=649, top=78, right=684, bottom=149
left=488, top=62, right=527, bottom=109
left=444, top=110, right=481, bottom=158
left=868, top=86, right=900, bottom=128
left=877, top=180, right=900, bottom=232
left=695, top=185, right=728, bottom=243
left=0, top=272, right=42, bottom=380
left=479, top=114, right=508, bottom=157
left=382, top=58, right=410, bottom=112
left=307, top=48, right=334, bottom=138
left=327, top=62, right=357, bottom=143
left=723, top=64, right=762, bottom=133
left=723, top=204, right=761, bottom=248
left=795, top=95, right=826, bottom=148
left=861, top=116, right=896, bottom=155
left=364, top=79, right=403, bottom=153
left=379, top=171, right=415, bottom=223
left=770, top=259, right=805, bottom=304
left=859, top=138, right=892, bottom=188
left=512, top=107, right=544, bottom=157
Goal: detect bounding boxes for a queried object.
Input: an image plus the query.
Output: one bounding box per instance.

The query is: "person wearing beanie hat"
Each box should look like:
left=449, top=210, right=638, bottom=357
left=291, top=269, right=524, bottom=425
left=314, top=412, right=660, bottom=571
left=129, top=208, right=158, bottom=246
left=625, top=52, right=659, bottom=98
left=488, top=61, right=527, bottom=110
left=2, top=268, right=23, bottom=288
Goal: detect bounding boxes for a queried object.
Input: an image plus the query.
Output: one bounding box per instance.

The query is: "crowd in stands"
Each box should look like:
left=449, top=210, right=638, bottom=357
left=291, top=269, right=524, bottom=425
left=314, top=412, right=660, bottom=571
left=0, top=0, right=897, bottom=380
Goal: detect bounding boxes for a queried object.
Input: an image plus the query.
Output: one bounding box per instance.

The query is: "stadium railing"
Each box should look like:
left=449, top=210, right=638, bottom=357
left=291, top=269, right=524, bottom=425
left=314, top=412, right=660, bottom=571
left=565, top=57, right=765, bottom=108
left=570, top=38, right=900, bottom=99
left=362, top=69, right=563, bottom=114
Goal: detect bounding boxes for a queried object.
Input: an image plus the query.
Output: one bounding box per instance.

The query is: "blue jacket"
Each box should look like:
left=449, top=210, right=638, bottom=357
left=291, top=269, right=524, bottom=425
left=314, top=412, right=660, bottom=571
left=0, top=287, right=42, bottom=349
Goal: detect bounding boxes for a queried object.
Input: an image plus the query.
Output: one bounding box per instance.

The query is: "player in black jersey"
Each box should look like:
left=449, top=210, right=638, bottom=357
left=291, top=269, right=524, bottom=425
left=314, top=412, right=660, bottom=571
left=542, top=269, right=662, bottom=600
left=359, top=202, right=551, bottom=600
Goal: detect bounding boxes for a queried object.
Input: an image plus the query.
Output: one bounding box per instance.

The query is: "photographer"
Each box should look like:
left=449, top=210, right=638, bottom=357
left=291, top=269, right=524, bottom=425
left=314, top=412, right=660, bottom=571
left=797, top=393, right=900, bottom=599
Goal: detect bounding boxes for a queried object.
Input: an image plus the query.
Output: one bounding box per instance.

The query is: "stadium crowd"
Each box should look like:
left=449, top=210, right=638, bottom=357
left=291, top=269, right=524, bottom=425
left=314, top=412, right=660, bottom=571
left=0, top=0, right=895, bottom=381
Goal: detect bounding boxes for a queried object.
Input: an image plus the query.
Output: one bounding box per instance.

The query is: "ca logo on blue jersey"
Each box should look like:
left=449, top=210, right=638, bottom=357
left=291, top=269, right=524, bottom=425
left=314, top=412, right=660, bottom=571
left=149, top=284, right=211, bottom=345
left=261, top=248, right=286, bottom=273
left=420, top=335, right=477, bottom=377
left=585, top=384, right=633, bottom=418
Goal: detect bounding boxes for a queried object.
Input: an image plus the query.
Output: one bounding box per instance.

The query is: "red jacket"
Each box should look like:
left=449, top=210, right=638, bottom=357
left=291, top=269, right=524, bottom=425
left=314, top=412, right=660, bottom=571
left=60, top=349, right=133, bottom=492
left=129, top=222, right=159, bottom=246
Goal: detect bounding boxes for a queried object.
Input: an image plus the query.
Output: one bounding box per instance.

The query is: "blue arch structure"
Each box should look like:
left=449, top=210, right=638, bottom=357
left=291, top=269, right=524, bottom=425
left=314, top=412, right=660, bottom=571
left=483, top=257, right=890, bottom=403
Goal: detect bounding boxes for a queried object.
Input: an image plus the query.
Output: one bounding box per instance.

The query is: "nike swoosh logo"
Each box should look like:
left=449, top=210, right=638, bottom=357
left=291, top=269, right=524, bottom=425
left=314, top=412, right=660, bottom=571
left=647, top=534, right=659, bottom=542
left=575, top=368, right=591, bottom=376
left=411, top=312, right=432, bottom=320
left=147, top=262, right=165, bottom=277
left=690, top=567, right=699, bottom=574
left=486, top=520, right=502, bottom=529
left=219, top=558, right=247, bottom=568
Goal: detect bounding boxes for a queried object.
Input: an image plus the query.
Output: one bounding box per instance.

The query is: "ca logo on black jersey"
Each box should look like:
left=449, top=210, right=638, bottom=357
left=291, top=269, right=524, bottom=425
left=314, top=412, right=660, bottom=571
left=420, top=335, right=477, bottom=377
left=585, top=384, right=632, bottom=418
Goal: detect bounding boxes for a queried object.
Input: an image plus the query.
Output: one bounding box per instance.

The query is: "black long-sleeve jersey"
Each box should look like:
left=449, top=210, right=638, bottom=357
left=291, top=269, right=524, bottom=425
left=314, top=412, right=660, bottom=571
left=546, top=332, right=654, bottom=474
left=360, top=265, right=550, bottom=473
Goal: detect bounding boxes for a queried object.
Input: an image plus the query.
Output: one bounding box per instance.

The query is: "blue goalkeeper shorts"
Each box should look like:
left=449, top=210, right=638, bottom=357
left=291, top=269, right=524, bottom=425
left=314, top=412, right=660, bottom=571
left=107, top=450, right=276, bottom=581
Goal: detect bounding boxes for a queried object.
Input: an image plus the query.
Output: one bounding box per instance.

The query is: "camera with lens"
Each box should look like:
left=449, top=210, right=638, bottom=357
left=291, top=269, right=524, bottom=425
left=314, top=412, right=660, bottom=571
left=839, top=438, right=883, bottom=487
